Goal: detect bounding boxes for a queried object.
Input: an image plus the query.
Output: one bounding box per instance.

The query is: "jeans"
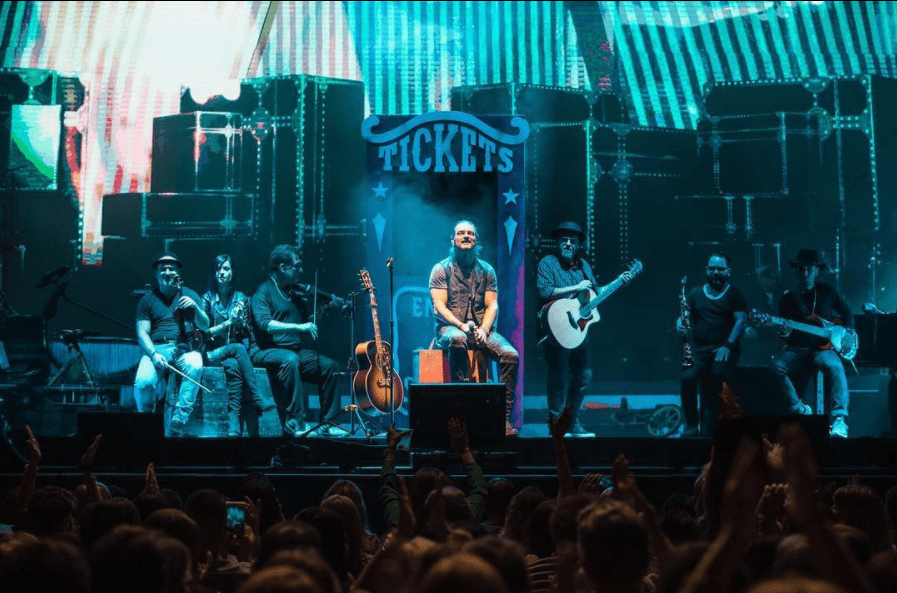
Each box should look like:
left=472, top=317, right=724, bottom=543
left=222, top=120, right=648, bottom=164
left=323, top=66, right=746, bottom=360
left=206, top=343, right=264, bottom=414
left=249, top=346, right=341, bottom=423
left=436, top=326, right=519, bottom=419
left=770, top=347, right=849, bottom=418
left=680, top=347, right=738, bottom=435
left=134, top=343, right=203, bottom=424
left=543, top=340, right=591, bottom=422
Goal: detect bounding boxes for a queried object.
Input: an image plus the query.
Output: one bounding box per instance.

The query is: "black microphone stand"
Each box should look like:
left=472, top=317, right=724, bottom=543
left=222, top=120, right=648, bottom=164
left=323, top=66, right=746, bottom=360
left=344, top=290, right=377, bottom=437
left=387, top=259, right=396, bottom=428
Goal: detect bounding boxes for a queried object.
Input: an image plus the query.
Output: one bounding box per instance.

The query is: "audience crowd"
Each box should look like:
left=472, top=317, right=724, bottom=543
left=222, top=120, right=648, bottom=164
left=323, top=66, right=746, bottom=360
left=2, top=407, right=896, bottom=593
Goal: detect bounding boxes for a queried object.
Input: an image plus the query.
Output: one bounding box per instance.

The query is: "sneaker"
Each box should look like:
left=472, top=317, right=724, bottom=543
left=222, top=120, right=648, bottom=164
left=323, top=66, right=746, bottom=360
left=830, top=417, right=848, bottom=439
left=317, top=424, right=344, bottom=437
left=566, top=418, right=596, bottom=438
left=284, top=418, right=311, bottom=437
left=505, top=420, right=519, bottom=438
left=791, top=402, right=813, bottom=415
left=169, top=418, right=187, bottom=437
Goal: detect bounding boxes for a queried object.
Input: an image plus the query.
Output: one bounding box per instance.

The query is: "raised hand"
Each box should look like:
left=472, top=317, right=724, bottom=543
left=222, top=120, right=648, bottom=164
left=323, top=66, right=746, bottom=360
left=25, top=425, right=41, bottom=470
left=578, top=473, right=604, bottom=495
left=387, top=424, right=412, bottom=451
left=243, top=496, right=261, bottom=540
left=721, top=437, right=766, bottom=538
left=779, top=423, right=820, bottom=527
left=80, top=434, right=102, bottom=471
left=755, top=484, right=788, bottom=535
left=144, top=462, right=160, bottom=492
left=447, top=417, right=469, bottom=454
left=549, top=406, right=574, bottom=440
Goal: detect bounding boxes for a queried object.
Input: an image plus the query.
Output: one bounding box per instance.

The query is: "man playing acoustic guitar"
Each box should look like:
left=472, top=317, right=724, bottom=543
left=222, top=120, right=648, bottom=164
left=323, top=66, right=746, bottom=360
left=770, top=249, right=852, bottom=438
left=429, top=220, right=520, bottom=437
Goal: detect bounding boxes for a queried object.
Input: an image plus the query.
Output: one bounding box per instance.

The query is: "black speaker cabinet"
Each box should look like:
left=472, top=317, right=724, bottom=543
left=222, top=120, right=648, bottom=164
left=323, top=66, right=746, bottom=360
left=409, top=383, right=505, bottom=449
left=78, top=411, right=164, bottom=469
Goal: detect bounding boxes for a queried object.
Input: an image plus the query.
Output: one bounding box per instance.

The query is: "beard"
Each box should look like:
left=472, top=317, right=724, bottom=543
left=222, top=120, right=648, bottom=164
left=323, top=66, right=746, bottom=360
left=707, top=273, right=727, bottom=289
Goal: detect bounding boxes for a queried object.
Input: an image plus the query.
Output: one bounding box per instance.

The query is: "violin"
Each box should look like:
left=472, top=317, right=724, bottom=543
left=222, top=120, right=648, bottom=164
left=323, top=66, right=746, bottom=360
left=283, top=283, right=348, bottom=316
left=170, top=273, right=204, bottom=352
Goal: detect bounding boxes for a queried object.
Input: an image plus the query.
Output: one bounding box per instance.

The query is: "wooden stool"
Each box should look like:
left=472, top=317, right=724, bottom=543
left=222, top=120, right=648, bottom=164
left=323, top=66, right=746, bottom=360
left=165, top=367, right=282, bottom=437
left=416, top=349, right=490, bottom=383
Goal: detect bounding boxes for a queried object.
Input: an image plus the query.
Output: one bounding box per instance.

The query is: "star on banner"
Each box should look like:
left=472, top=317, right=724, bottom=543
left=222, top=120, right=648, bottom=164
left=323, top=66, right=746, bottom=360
left=502, top=188, right=519, bottom=205
left=372, top=182, right=389, bottom=199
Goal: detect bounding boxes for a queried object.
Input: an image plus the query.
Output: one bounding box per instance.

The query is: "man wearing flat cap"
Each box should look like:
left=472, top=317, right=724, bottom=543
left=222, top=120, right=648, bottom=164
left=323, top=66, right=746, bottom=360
left=536, top=222, right=633, bottom=437
left=134, top=252, right=209, bottom=436
left=770, top=248, right=853, bottom=438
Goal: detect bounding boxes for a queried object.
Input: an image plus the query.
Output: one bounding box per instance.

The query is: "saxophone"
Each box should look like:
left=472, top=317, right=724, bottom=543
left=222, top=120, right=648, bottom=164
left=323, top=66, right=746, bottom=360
left=680, top=277, right=694, bottom=368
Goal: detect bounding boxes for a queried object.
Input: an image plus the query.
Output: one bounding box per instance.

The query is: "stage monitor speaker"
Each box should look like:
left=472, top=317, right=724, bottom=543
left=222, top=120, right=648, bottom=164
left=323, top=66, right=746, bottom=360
left=78, top=412, right=164, bottom=469
left=409, top=383, right=505, bottom=449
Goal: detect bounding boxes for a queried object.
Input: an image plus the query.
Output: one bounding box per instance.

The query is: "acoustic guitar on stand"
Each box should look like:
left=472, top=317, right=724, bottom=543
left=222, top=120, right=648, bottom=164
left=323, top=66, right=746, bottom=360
left=353, top=269, right=404, bottom=416
left=539, top=259, right=643, bottom=349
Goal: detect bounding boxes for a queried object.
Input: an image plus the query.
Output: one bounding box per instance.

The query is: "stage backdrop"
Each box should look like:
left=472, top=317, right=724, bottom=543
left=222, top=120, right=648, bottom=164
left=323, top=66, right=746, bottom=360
left=362, top=112, right=529, bottom=427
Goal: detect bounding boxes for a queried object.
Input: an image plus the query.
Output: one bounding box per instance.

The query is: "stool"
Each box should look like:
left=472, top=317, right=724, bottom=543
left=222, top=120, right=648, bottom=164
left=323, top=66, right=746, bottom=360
left=416, top=349, right=490, bottom=383
left=165, top=367, right=281, bottom=437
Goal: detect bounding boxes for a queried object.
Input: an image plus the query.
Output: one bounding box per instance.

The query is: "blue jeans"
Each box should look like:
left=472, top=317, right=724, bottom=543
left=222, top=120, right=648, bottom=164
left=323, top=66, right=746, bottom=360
left=134, top=343, right=203, bottom=424
left=770, top=347, right=849, bottom=418
left=436, top=326, right=519, bottom=418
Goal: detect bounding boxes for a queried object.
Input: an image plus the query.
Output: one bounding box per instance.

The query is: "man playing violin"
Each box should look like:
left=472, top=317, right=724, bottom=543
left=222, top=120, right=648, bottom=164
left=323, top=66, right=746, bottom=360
left=202, top=254, right=273, bottom=437
left=134, top=252, right=209, bottom=436
left=250, top=244, right=343, bottom=437
left=770, top=249, right=853, bottom=438
left=429, top=220, right=520, bottom=437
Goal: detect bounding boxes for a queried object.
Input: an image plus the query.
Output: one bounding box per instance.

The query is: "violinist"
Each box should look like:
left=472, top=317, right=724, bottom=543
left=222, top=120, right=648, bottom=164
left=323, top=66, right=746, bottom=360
left=202, top=254, right=273, bottom=437
left=134, top=252, right=208, bottom=436
left=250, top=244, right=342, bottom=437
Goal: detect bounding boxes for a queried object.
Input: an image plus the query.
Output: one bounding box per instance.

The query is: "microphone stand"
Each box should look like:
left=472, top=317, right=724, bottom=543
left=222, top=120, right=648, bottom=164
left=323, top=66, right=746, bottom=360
left=387, top=259, right=396, bottom=428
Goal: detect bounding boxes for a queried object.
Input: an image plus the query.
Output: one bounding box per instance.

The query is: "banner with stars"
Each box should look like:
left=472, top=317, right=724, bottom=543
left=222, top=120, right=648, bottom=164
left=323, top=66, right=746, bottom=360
left=362, top=112, right=529, bottom=427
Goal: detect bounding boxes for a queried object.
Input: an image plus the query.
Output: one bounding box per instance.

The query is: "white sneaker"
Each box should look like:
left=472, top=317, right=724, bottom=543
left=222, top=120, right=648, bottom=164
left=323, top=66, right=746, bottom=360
left=830, top=417, right=848, bottom=439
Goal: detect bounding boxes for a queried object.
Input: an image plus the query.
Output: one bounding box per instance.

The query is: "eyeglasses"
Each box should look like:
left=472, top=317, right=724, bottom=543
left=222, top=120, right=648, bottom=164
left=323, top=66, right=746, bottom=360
left=707, top=266, right=728, bottom=272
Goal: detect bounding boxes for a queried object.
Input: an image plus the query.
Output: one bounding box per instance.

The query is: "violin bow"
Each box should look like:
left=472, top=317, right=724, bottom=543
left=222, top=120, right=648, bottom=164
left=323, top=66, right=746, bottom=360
left=312, top=271, right=318, bottom=326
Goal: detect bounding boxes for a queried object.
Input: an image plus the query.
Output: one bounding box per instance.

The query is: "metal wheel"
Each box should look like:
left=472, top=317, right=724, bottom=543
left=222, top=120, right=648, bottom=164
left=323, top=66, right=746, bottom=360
left=646, top=405, right=683, bottom=437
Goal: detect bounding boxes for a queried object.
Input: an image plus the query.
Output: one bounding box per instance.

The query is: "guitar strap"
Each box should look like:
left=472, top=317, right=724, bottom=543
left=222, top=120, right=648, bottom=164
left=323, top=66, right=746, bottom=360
left=792, top=289, right=814, bottom=321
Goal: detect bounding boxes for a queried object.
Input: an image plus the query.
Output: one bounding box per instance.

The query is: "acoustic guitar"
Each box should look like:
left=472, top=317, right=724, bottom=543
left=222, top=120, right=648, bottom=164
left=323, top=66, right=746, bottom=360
left=353, top=269, right=404, bottom=416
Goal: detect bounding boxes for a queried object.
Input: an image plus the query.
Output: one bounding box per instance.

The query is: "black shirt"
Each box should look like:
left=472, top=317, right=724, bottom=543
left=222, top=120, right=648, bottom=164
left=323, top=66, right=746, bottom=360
left=687, top=284, right=748, bottom=349
left=778, top=282, right=853, bottom=348
left=136, top=286, right=202, bottom=344
left=251, top=278, right=309, bottom=350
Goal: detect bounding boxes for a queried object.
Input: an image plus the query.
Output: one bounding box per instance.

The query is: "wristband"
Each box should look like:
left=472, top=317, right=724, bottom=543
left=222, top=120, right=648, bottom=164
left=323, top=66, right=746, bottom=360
left=724, top=341, right=735, bottom=350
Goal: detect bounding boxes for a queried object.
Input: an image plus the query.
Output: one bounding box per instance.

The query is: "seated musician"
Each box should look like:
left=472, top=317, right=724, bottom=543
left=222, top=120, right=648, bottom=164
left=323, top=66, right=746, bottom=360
left=249, top=245, right=343, bottom=438
left=202, top=254, right=273, bottom=437
left=770, top=249, right=852, bottom=438
left=428, top=220, right=520, bottom=437
left=134, top=253, right=208, bottom=436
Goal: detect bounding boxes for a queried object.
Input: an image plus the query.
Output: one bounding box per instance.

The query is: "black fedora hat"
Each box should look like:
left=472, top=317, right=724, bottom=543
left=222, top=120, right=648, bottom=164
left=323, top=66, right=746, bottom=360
left=789, top=248, right=827, bottom=270
left=550, top=222, right=586, bottom=241
left=152, top=252, right=183, bottom=269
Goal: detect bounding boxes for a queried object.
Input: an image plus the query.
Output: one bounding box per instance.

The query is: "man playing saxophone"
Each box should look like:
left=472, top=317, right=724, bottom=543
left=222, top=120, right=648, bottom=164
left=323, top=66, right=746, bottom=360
left=677, top=253, right=747, bottom=436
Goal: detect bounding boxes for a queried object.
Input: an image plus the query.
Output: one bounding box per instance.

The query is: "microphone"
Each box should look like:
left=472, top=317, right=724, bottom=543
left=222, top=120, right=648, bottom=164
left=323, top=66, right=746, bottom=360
left=35, top=265, right=70, bottom=289
left=386, top=257, right=395, bottom=269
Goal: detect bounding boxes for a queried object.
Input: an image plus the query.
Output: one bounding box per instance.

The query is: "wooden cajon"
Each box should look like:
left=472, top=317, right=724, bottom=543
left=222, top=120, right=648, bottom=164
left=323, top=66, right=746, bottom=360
left=165, top=367, right=282, bottom=437
left=416, top=349, right=489, bottom=383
